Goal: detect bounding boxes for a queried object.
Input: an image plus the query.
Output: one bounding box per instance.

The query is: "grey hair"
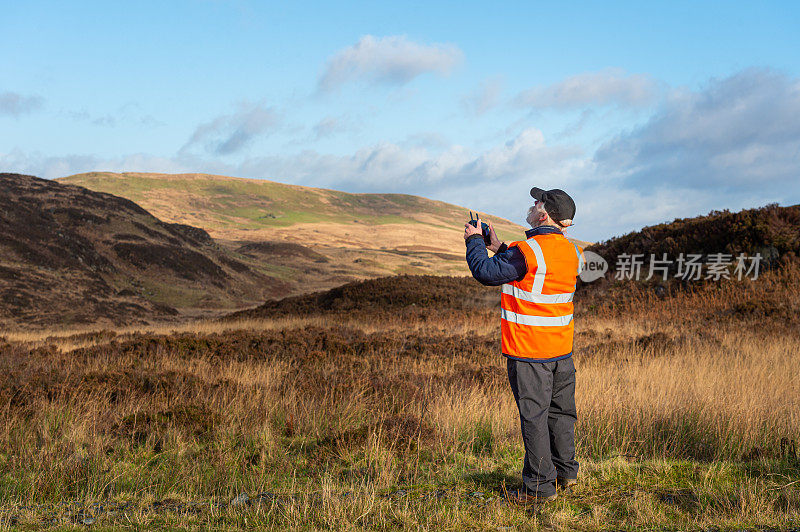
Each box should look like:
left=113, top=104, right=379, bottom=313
left=526, top=202, right=548, bottom=227
left=527, top=201, right=572, bottom=228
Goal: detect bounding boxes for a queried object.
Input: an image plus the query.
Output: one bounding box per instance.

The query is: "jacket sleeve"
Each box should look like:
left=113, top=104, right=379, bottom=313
left=465, top=235, right=528, bottom=286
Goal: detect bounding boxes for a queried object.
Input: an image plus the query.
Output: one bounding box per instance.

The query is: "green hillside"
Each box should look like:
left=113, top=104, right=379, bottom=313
left=58, top=172, right=523, bottom=244
left=56, top=172, right=597, bottom=297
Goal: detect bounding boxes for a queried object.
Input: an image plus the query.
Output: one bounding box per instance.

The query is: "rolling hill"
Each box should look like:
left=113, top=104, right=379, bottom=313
left=0, top=173, right=289, bottom=329
left=57, top=172, right=525, bottom=247
left=57, top=172, right=547, bottom=293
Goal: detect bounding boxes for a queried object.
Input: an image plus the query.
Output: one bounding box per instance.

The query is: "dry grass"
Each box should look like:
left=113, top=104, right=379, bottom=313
left=0, top=272, right=798, bottom=529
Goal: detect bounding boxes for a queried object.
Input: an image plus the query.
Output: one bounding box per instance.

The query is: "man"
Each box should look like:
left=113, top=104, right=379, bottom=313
left=464, top=187, right=583, bottom=504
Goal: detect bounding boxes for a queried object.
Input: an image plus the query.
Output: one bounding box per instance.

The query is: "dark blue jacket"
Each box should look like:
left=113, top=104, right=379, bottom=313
left=465, top=225, right=565, bottom=286
left=466, top=224, right=574, bottom=363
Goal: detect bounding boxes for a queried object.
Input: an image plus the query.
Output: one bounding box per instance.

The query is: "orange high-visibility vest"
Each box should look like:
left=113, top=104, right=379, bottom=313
left=501, top=232, right=584, bottom=361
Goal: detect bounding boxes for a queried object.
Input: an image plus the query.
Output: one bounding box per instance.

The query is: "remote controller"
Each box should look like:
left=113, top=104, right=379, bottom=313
left=468, top=211, right=493, bottom=247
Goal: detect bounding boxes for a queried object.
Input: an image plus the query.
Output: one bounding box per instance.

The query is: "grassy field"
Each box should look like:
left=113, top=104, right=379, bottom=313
left=0, top=268, right=798, bottom=530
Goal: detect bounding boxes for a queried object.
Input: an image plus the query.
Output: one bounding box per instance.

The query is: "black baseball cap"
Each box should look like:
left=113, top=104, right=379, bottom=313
left=530, top=187, right=576, bottom=224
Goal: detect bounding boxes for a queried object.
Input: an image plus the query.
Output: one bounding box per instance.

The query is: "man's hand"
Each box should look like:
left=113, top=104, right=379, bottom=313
left=486, top=221, right=503, bottom=253
left=464, top=217, right=483, bottom=241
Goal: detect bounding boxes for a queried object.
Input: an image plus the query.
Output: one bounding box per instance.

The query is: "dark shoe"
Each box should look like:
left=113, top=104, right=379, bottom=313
left=557, top=477, right=578, bottom=490
left=506, top=489, right=557, bottom=506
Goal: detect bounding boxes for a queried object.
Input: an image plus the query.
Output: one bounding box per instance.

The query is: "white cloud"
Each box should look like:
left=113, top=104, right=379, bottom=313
left=0, top=149, right=189, bottom=179
left=65, top=102, right=164, bottom=129
left=554, top=109, right=595, bottom=139
left=312, top=116, right=355, bottom=139
left=182, top=102, right=281, bottom=155
left=462, top=78, right=503, bottom=115
left=399, top=132, right=450, bottom=150
left=516, top=68, right=661, bottom=109
left=230, top=127, right=582, bottom=194
left=318, top=35, right=463, bottom=91
left=594, top=68, right=800, bottom=196
left=0, top=91, right=44, bottom=117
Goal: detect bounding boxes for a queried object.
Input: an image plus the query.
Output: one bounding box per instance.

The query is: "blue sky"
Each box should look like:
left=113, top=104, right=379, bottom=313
left=3, top=1, right=800, bottom=241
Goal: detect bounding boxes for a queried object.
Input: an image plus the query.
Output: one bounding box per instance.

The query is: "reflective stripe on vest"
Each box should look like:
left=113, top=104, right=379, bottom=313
left=527, top=238, right=547, bottom=293
left=501, top=284, right=574, bottom=304
left=501, top=308, right=574, bottom=327
left=501, top=233, right=582, bottom=360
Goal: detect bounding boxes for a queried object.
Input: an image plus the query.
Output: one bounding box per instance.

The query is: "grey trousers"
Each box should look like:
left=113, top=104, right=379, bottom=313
left=507, top=356, right=579, bottom=497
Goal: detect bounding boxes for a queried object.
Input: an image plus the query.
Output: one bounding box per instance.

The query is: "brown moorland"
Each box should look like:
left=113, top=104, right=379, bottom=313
left=0, top=203, right=797, bottom=528
left=0, top=262, right=798, bottom=528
